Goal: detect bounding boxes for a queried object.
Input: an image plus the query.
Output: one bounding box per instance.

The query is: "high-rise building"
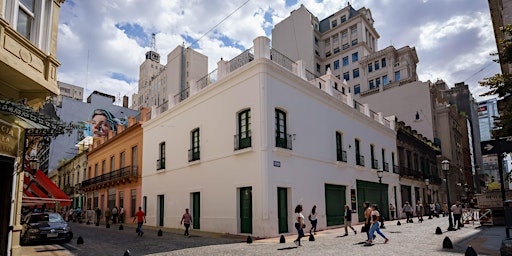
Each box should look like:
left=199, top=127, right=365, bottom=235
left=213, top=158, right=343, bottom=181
left=478, top=98, right=499, bottom=142
left=132, top=45, right=208, bottom=110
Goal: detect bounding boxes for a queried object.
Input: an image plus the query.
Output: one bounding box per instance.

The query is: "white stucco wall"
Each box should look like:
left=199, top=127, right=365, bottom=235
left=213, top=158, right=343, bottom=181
left=142, top=45, right=398, bottom=237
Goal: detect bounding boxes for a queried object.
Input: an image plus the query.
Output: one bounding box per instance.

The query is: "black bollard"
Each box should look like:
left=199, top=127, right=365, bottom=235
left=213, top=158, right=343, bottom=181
left=106, top=223, right=110, bottom=228
left=465, top=245, right=477, bottom=256
left=397, top=221, right=401, bottom=226
left=124, top=250, right=131, bottom=256
left=119, top=225, right=124, bottom=230
left=435, top=227, right=442, bottom=235
left=309, top=233, right=315, bottom=241
left=77, top=236, right=84, bottom=245
left=443, top=237, right=453, bottom=249
left=95, top=222, right=99, bottom=226
left=279, top=235, right=285, bottom=243
left=246, top=236, right=252, bottom=244
left=158, top=229, right=163, bottom=236
left=86, top=221, right=90, bottom=225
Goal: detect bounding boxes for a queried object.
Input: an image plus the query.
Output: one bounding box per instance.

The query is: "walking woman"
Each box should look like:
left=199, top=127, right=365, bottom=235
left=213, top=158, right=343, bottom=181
left=294, top=204, right=305, bottom=246
left=363, top=201, right=372, bottom=241
left=308, top=205, right=318, bottom=235
left=367, top=204, right=389, bottom=244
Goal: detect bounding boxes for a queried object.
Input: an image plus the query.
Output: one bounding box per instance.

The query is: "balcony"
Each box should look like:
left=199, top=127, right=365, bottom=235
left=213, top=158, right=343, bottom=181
left=234, top=130, right=252, bottom=150
left=188, top=148, right=200, bottom=162
left=399, top=166, right=413, bottom=177
left=371, top=159, right=379, bottom=169
left=393, top=165, right=399, bottom=174
left=384, top=162, right=389, bottom=172
left=275, top=133, right=292, bottom=150
left=337, top=150, right=347, bottom=162
left=156, top=158, right=165, bottom=170
left=356, top=154, right=365, bottom=166
left=430, top=176, right=443, bottom=185
left=81, top=166, right=138, bottom=191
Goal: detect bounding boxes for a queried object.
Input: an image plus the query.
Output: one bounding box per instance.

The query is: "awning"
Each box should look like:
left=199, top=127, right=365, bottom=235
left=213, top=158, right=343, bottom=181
left=23, top=169, right=72, bottom=207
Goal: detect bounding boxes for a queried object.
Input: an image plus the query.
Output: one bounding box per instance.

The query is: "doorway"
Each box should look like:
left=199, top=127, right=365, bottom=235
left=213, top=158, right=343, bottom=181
left=192, top=192, right=200, bottom=229
left=157, top=195, right=164, bottom=226
left=239, top=187, right=252, bottom=234
left=277, top=187, right=288, bottom=233
left=0, top=156, right=14, bottom=256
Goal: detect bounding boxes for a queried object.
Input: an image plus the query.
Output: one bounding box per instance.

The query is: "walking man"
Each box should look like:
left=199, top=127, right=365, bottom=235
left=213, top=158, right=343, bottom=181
left=133, top=206, right=146, bottom=236
left=119, top=206, right=125, bottom=223
left=343, top=205, right=356, bottom=236
left=180, top=208, right=193, bottom=236
left=389, top=203, right=396, bottom=220
left=112, top=206, right=118, bottom=224
left=104, top=207, right=111, bottom=225
left=95, top=207, right=101, bottom=225
left=403, top=202, right=413, bottom=223
left=451, top=201, right=463, bottom=229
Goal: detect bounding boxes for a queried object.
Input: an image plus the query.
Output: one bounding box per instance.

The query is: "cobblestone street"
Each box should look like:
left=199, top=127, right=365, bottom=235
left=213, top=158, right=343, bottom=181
left=19, top=215, right=505, bottom=256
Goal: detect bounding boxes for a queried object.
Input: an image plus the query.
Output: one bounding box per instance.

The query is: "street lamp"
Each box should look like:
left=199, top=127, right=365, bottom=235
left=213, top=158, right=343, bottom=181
left=377, top=169, right=385, bottom=229
left=442, top=160, right=455, bottom=231
left=425, top=178, right=431, bottom=219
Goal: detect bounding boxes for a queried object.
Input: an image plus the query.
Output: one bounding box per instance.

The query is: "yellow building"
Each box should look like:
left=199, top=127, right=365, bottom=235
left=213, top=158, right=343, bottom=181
left=82, top=109, right=149, bottom=222
left=0, top=0, right=66, bottom=255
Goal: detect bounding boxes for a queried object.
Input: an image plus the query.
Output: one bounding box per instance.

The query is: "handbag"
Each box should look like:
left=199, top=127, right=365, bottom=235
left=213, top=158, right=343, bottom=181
left=361, top=224, right=368, bottom=232
left=302, top=223, right=306, bottom=229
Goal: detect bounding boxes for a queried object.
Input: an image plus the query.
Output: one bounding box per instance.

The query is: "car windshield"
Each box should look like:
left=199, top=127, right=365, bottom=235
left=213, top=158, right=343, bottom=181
left=48, top=213, right=65, bottom=223
left=28, top=214, right=49, bottom=223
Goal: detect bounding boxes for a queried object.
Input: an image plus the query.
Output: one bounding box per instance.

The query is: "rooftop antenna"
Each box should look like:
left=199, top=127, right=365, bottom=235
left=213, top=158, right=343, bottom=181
left=151, top=33, right=157, bottom=53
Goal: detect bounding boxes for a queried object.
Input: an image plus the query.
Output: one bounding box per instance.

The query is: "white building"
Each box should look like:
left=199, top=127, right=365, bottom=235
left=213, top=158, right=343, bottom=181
left=141, top=37, right=398, bottom=238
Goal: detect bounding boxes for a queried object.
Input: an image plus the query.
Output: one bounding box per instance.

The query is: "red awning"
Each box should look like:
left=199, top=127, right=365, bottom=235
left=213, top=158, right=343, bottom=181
left=22, top=169, right=72, bottom=207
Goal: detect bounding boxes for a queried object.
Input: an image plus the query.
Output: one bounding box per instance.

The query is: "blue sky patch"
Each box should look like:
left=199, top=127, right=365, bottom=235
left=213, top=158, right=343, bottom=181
left=111, top=72, right=134, bottom=83
left=115, top=22, right=150, bottom=47
left=285, top=0, right=298, bottom=7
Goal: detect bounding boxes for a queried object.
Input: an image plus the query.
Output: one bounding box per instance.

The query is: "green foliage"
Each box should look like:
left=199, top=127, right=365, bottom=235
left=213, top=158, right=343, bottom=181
left=480, top=24, right=512, bottom=138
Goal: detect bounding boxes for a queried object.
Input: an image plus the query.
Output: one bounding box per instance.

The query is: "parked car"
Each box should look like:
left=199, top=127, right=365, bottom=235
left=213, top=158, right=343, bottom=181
left=20, top=212, right=73, bottom=245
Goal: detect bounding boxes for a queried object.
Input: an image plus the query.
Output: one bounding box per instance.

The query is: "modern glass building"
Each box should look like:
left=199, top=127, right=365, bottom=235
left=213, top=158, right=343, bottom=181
left=478, top=98, right=499, bottom=142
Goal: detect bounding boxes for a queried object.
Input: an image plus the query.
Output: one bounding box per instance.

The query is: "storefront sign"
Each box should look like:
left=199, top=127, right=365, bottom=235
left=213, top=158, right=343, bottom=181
left=0, top=119, right=21, bottom=156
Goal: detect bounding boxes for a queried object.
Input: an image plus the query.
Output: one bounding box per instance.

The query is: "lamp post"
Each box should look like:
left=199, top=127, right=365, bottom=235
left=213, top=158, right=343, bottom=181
left=425, top=179, right=432, bottom=219
left=475, top=165, right=480, bottom=193
left=442, top=160, right=455, bottom=231
left=377, top=169, right=385, bottom=229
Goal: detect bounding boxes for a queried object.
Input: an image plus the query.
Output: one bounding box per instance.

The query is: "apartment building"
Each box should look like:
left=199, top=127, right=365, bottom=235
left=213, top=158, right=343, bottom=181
left=142, top=36, right=398, bottom=237
left=132, top=45, right=208, bottom=110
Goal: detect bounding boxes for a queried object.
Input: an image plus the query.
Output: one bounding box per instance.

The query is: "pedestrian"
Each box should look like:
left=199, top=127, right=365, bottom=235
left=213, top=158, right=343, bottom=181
left=105, top=207, right=111, bottom=225
left=308, top=205, right=318, bottom=235
left=451, top=201, right=463, bottom=229
left=415, top=200, right=423, bottom=221
left=343, top=205, right=356, bottom=236
left=86, top=208, right=93, bottom=223
left=389, top=203, right=396, bottom=220
left=442, top=202, right=448, bottom=217
left=435, top=202, right=441, bottom=218
left=95, top=207, right=101, bottom=225
left=180, top=208, right=193, bottom=236
left=293, top=204, right=305, bottom=246
left=133, top=206, right=146, bottom=236
left=367, top=204, right=389, bottom=244
left=402, top=202, right=413, bottom=223
left=112, top=206, right=118, bottom=224
left=119, top=206, right=125, bottom=223
left=363, top=201, right=372, bottom=241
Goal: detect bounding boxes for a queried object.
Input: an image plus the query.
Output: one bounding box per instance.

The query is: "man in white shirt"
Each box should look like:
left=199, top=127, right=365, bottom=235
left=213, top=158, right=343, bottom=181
left=450, top=202, right=463, bottom=229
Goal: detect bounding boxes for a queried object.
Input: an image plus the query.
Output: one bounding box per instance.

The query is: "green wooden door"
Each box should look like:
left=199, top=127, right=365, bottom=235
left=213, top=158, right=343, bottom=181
left=158, top=195, right=164, bottom=226
left=277, top=188, right=288, bottom=233
left=325, top=184, right=346, bottom=226
left=192, top=192, right=200, bottom=229
left=240, top=187, right=252, bottom=233
left=357, top=180, right=389, bottom=222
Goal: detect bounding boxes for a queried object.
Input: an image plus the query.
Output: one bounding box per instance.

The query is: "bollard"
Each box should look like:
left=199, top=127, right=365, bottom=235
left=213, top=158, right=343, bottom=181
left=77, top=236, right=84, bottom=245
left=119, top=225, right=124, bottom=230
left=465, top=245, right=477, bottom=256
left=106, top=223, right=110, bottom=228
left=246, top=236, right=252, bottom=244
left=86, top=221, right=90, bottom=225
left=309, top=233, right=315, bottom=241
left=279, top=235, right=285, bottom=243
left=95, top=222, right=99, bottom=226
left=435, top=227, right=442, bottom=235
left=397, top=221, right=401, bottom=226
left=158, top=229, right=163, bottom=236
left=124, top=250, right=131, bottom=256
left=442, top=237, right=453, bottom=249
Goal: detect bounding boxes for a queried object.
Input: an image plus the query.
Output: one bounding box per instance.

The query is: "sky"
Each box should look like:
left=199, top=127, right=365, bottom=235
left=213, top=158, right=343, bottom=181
left=56, top=0, right=501, bottom=105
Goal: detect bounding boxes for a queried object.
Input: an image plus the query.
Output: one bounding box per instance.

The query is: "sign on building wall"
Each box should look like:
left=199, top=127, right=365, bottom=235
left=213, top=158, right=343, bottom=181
left=0, top=119, right=21, bottom=157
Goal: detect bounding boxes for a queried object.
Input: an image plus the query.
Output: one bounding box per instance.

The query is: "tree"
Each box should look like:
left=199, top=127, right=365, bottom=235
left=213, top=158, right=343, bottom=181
left=479, top=24, right=512, bottom=138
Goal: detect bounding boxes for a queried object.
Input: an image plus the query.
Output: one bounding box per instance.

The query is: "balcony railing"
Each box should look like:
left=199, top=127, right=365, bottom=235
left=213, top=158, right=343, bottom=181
left=188, top=148, right=200, bottom=162
left=356, top=154, right=365, bottom=166
left=399, top=166, right=413, bottom=176
left=234, top=130, right=252, bottom=150
left=337, top=150, right=347, bottom=162
left=371, top=159, right=379, bottom=169
left=430, top=176, right=443, bottom=184
left=275, top=133, right=292, bottom=150
left=393, top=165, right=399, bottom=174
left=384, top=162, right=389, bottom=172
left=82, top=166, right=138, bottom=188
left=156, top=158, right=165, bottom=170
